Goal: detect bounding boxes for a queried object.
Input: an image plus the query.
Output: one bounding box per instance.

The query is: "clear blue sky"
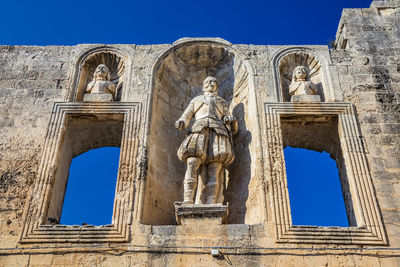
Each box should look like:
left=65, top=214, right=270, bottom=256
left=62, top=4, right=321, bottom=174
left=1, top=0, right=372, bottom=46
left=5, top=0, right=372, bottom=226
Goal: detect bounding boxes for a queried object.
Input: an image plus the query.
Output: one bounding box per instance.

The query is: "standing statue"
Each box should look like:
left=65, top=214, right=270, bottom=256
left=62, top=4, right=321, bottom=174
left=84, top=64, right=116, bottom=101
left=289, top=66, right=318, bottom=99
left=175, top=76, right=238, bottom=205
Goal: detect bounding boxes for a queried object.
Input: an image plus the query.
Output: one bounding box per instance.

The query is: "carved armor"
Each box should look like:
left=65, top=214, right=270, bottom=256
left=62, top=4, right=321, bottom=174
left=177, top=93, right=236, bottom=167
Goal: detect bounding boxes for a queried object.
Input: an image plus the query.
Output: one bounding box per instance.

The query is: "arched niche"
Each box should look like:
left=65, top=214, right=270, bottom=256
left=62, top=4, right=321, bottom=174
left=141, top=39, right=263, bottom=225
left=279, top=52, right=324, bottom=102
left=272, top=47, right=335, bottom=102
left=70, top=47, right=127, bottom=102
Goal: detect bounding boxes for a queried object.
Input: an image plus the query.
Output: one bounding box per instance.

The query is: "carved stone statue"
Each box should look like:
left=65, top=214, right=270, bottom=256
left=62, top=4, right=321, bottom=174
left=175, top=76, right=238, bottom=205
left=289, top=66, right=320, bottom=102
left=83, top=64, right=116, bottom=102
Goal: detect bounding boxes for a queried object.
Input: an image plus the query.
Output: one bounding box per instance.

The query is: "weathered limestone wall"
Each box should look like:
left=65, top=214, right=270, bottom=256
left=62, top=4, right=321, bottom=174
left=1, top=1, right=400, bottom=266
left=333, top=0, right=400, bottom=249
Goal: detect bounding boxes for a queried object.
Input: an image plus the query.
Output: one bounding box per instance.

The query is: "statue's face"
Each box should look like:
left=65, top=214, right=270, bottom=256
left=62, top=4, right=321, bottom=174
left=94, top=64, right=109, bottom=80
left=203, top=77, right=219, bottom=93
left=294, top=66, right=307, bottom=80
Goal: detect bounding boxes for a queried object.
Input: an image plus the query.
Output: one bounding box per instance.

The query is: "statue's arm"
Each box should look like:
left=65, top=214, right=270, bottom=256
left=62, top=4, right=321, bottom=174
left=289, top=82, right=298, bottom=95
left=222, top=102, right=238, bottom=134
left=86, top=81, right=94, bottom=93
left=175, top=100, right=194, bottom=130
left=107, top=82, right=116, bottom=95
left=222, top=102, right=234, bottom=123
left=309, top=82, right=318, bottom=95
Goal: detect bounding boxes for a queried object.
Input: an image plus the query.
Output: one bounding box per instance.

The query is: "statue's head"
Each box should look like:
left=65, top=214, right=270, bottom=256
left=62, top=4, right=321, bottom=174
left=93, top=64, right=111, bottom=81
left=292, top=66, right=310, bottom=82
left=202, top=76, right=219, bottom=93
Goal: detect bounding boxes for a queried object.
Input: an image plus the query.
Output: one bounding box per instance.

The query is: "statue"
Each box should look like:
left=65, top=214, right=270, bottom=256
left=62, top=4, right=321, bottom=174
left=175, top=76, right=238, bottom=205
left=84, top=64, right=116, bottom=101
left=289, top=66, right=318, bottom=101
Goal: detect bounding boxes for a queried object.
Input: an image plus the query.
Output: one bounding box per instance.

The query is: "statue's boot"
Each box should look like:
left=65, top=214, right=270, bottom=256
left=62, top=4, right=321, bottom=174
left=183, top=180, right=196, bottom=204
left=204, top=162, right=222, bottom=204
left=182, top=157, right=201, bottom=204
left=205, top=185, right=217, bottom=204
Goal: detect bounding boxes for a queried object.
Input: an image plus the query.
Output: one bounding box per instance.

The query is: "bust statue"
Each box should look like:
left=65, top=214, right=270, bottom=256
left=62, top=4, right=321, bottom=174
left=175, top=76, right=238, bottom=205
left=84, top=64, right=116, bottom=101
left=289, top=66, right=319, bottom=102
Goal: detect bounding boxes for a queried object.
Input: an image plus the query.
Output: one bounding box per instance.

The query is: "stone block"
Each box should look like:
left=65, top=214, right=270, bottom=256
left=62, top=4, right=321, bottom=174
left=29, top=254, right=53, bottom=266
left=174, top=203, right=228, bottom=225
left=290, top=94, right=321, bottom=102
left=83, top=93, right=113, bottom=102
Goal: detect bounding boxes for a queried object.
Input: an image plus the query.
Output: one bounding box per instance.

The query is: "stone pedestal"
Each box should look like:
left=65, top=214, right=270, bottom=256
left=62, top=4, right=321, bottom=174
left=83, top=93, right=113, bottom=102
left=291, top=94, right=321, bottom=103
left=174, top=203, right=228, bottom=225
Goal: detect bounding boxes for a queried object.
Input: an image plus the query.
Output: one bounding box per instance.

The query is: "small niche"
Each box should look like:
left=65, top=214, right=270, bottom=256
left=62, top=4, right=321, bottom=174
left=75, top=51, right=125, bottom=102
left=278, top=52, right=324, bottom=102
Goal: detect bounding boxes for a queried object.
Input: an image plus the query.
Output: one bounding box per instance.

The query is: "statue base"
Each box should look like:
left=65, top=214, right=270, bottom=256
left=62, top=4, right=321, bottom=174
left=291, top=95, right=321, bottom=103
left=83, top=93, right=113, bottom=102
left=174, top=203, right=228, bottom=225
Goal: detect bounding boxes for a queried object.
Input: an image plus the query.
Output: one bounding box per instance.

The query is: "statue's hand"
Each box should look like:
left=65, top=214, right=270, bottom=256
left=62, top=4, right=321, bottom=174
left=175, top=120, right=185, bottom=130
left=223, top=116, right=233, bottom=124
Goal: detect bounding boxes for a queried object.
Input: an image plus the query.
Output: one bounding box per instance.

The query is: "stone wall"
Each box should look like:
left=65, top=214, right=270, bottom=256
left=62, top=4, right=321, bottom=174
left=1, top=1, right=400, bottom=266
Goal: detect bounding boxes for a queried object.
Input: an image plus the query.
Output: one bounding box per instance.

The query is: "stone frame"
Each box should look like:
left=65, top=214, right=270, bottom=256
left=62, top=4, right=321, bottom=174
left=19, top=102, right=141, bottom=243
left=264, top=102, right=387, bottom=245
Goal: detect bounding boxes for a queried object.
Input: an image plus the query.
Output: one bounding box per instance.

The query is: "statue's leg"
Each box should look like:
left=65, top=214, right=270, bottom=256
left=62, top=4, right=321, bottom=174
left=204, top=162, right=223, bottom=204
left=216, top=168, right=225, bottom=204
left=183, top=157, right=201, bottom=204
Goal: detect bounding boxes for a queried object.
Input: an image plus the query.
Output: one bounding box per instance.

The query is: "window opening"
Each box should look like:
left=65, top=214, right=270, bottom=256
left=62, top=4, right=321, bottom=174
left=284, top=146, right=349, bottom=227
left=60, top=147, right=120, bottom=226
left=45, top=113, right=124, bottom=225
left=280, top=114, right=356, bottom=227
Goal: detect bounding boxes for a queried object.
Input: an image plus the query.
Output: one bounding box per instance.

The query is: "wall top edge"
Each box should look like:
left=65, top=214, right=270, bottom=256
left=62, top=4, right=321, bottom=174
left=0, top=43, right=330, bottom=50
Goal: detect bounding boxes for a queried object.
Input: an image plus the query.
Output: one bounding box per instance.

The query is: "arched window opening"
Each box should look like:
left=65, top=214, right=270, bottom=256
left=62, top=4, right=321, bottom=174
left=60, top=147, right=120, bottom=226
left=284, top=146, right=348, bottom=227
left=281, top=114, right=356, bottom=227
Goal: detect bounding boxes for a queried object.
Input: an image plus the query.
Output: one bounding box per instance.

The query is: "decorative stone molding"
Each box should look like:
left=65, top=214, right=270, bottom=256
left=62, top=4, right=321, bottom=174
left=264, top=102, right=387, bottom=245
left=19, top=102, right=141, bottom=243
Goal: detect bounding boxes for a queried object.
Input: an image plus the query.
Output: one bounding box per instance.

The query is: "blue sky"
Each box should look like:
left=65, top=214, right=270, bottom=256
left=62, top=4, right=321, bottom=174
left=60, top=147, right=119, bottom=225
left=1, top=0, right=372, bottom=46
left=3, top=0, right=373, bottom=226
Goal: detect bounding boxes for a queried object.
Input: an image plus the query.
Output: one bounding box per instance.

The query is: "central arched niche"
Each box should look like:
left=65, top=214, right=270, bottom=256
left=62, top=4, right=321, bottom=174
left=142, top=40, right=262, bottom=225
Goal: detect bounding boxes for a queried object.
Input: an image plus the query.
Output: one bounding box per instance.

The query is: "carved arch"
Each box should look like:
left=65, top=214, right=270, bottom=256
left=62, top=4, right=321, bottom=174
left=68, top=46, right=130, bottom=102
left=138, top=38, right=265, bottom=225
left=271, top=47, right=335, bottom=102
